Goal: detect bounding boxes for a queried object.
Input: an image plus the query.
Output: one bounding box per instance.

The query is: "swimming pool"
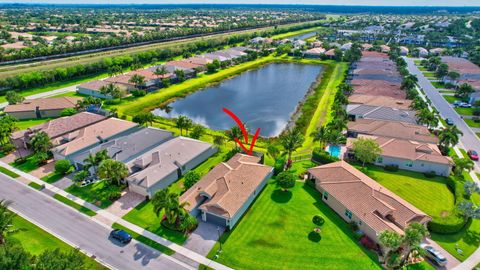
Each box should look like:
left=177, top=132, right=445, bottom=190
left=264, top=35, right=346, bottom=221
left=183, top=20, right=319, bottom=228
left=327, top=145, right=341, bottom=158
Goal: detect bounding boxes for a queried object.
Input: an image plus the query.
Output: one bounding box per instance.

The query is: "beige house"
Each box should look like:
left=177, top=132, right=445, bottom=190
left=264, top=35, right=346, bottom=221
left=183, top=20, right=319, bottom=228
left=308, top=161, right=431, bottom=244
left=348, top=94, right=412, bottom=110
left=181, top=154, right=273, bottom=229
left=4, top=97, right=81, bottom=120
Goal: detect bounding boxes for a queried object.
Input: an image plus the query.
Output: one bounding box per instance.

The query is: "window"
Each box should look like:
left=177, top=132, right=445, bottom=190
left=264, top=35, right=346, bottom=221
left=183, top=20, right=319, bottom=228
left=345, top=209, right=353, bottom=219
left=376, top=157, right=383, bottom=163
left=405, top=161, right=413, bottom=167
left=421, top=163, right=424, bottom=167
left=323, top=191, right=329, bottom=200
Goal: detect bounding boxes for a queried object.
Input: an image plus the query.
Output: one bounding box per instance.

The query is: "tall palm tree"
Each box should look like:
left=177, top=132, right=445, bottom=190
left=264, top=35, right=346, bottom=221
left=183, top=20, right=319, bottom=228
left=83, top=153, right=98, bottom=174
left=225, top=126, right=242, bottom=150
left=416, top=109, right=438, bottom=129
left=0, top=200, right=15, bottom=245
left=29, top=131, right=52, bottom=153
left=311, top=126, right=329, bottom=149
left=279, top=128, right=304, bottom=163
left=438, top=125, right=463, bottom=150
left=128, top=74, right=146, bottom=89
left=99, top=83, right=119, bottom=97
left=152, top=189, right=189, bottom=226
left=154, top=66, right=168, bottom=77
left=176, top=115, right=192, bottom=136
left=97, top=159, right=128, bottom=186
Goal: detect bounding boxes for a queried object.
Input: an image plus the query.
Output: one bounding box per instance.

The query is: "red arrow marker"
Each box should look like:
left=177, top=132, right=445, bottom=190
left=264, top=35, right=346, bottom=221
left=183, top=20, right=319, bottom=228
left=223, top=107, right=260, bottom=155
left=223, top=107, right=249, bottom=143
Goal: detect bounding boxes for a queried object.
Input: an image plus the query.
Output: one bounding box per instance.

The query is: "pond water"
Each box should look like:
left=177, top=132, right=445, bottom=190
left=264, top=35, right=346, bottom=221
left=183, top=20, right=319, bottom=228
left=152, top=62, right=323, bottom=137
left=289, top=31, right=317, bottom=40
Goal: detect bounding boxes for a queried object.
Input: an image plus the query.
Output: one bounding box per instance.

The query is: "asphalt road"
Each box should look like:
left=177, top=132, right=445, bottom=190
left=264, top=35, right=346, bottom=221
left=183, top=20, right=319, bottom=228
left=404, top=57, right=480, bottom=169
left=0, top=174, right=188, bottom=270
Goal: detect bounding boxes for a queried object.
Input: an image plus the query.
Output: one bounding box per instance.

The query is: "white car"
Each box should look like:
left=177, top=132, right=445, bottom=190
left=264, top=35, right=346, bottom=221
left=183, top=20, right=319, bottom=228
left=420, top=243, right=447, bottom=267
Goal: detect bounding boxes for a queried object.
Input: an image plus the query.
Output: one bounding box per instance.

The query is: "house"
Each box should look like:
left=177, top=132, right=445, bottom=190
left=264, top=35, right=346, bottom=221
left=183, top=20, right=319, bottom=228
left=341, top=42, right=352, bottom=51
left=164, top=61, right=200, bottom=76
left=250, top=37, right=266, bottom=44
left=429, top=48, right=445, bottom=56
left=361, top=43, right=373, bottom=51
left=324, top=49, right=336, bottom=59
left=70, top=127, right=174, bottom=170
left=11, top=112, right=106, bottom=150
left=303, top=47, right=326, bottom=58
left=104, top=74, right=137, bottom=90
left=380, top=45, right=390, bottom=53
left=348, top=94, right=411, bottom=110
left=126, top=137, right=217, bottom=198
left=351, top=80, right=406, bottom=99
left=76, top=80, right=124, bottom=99
left=347, top=119, right=438, bottom=144
left=4, top=97, right=81, bottom=120
left=181, top=153, right=273, bottom=229
left=1, top=42, right=27, bottom=50
left=308, top=161, right=431, bottom=244
left=51, top=118, right=139, bottom=160
left=399, top=46, right=409, bottom=56
left=417, top=47, right=429, bottom=57
left=346, top=135, right=452, bottom=176
left=347, top=104, right=417, bottom=124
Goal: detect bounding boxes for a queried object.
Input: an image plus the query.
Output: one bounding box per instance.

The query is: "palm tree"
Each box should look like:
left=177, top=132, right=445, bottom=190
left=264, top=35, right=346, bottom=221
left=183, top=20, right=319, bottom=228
left=453, top=157, right=474, bottom=177
left=128, top=74, right=146, bottom=89
left=457, top=83, right=474, bottom=99
left=438, top=125, right=463, bottom=150
left=99, top=83, right=119, bottom=97
left=213, top=135, right=225, bottom=148
left=225, top=126, right=242, bottom=150
left=29, top=131, right=52, bottom=153
left=279, top=128, right=304, bottom=163
left=311, top=126, right=329, bottom=149
left=0, top=200, right=15, bottom=245
left=97, top=159, right=128, bottom=186
left=416, top=108, right=438, bottom=129
left=83, top=153, right=98, bottom=174
left=266, top=143, right=280, bottom=161
left=154, top=66, right=168, bottom=77
left=176, top=115, right=192, bottom=136
left=152, top=189, right=189, bottom=226
left=409, top=96, right=426, bottom=110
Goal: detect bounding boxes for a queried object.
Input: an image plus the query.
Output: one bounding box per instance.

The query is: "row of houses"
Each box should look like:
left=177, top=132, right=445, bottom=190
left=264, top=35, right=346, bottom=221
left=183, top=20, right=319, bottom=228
left=345, top=50, right=453, bottom=176
left=4, top=97, right=81, bottom=120
left=77, top=46, right=250, bottom=99
left=441, top=56, right=480, bottom=103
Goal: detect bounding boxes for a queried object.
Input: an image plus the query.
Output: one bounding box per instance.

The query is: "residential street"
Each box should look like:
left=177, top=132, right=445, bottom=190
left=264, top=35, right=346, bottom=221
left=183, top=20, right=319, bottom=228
left=0, top=173, right=190, bottom=270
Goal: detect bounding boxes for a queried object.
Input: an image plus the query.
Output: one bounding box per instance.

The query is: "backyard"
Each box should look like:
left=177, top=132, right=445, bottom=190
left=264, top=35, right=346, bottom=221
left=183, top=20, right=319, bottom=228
left=206, top=181, right=381, bottom=270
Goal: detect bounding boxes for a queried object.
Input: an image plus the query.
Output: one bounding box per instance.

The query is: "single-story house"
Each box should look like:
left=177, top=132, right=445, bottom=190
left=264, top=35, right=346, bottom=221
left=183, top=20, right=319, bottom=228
left=77, top=80, right=126, bottom=99
left=380, top=45, right=391, bottom=53
left=346, top=104, right=418, bottom=124
left=417, top=47, right=429, bottom=57
left=4, top=97, right=81, bottom=120
left=399, top=46, right=409, bottom=56
left=70, top=127, right=174, bottom=170
left=11, top=112, right=106, bottom=150
left=346, top=135, right=452, bottom=176
left=341, top=42, right=352, bottom=51
left=347, top=118, right=438, bottom=144
left=348, top=94, right=412, bottom=110
left=303, top=47, right=326, bottom=58
left=361, top=43, right=373, bottom=51
left=104, top=74, right=137, bottom=90
left=126, top=137, right=217, bottom=198
left=308, top=161, right=431, bottom=244
left=51, top=118, right=139, bottom=160
left=181, top=153, right=273, bottom=229
left=127, top=69, right=162, bottom=88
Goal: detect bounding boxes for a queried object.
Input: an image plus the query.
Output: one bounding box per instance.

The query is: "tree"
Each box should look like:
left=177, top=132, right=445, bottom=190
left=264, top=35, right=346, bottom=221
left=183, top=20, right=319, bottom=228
left=29, top=131, right=51, bottom=153
left=189, top=124, right=205, bottom=139
left=457, top=201, right=480, bottom=220
left=415, top=108, right=438, bottom=129
left=447, top=71, right=460, bottom=81
left=453, top=157, right=474, bottom=177
left=174, top=69, right=186, bottom=82
left=175, top=115, right=193, bottom=136
left=60, top=107, right=76, bottom=117
left=311, top=126, right=329, bottom=149
left=438, top=125, right=462, bottom=151
left=277, top=171, right=296, bottom=191
left=151, top=188, right=189, bottom=227
left=464, top=181, right=480, bottom=198
left=352, top=138, right=381, bottom=166
left=73, top=170, right=89, bottom=183
left=34, top=248, right=86, bottom=270
left=0, top=115, right=17, bottom=147
left=266, top=143, right=280, bottom=161
left=279, top=128, right=304, bottom=163
left=183, top=171, right=200, bottom=190
left=128, top=74, right=146, bottom=89
left=5, top=91, right=24, bottom=105
left=378, top=230, right=403, bottom=251
left=213, top=135, right=225, bottom=148
left=132, top=112, right=155, bottom=126
left=154, top=66, right=168, bottom=77
left=435, top=63, right=449, bottom=78
left=55, top=160, right=72, bottom=175
left=99, top=83, right=122, bottom=99
left=225, top=126, right=242, bottom=150
left=0, top=242, right=30, bottom=269
left=97, top=159, right=128, bottom=186
left=0, top=200, right=15, bottom=245
left=457, top=83, right=475, bottom=99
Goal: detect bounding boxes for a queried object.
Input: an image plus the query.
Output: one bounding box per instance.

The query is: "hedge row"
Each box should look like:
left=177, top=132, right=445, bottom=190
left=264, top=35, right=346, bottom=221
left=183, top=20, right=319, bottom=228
left=312, top=147, right=339, bottom=164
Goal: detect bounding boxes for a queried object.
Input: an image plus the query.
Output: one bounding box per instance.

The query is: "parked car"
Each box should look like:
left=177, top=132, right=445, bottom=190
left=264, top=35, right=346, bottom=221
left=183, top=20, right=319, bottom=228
left=445, top=118, right=454, bottom=125
left=420, top=244, right=447, bottom=267
left=453, top=100, right=462, bottom=107
left=467, top=150, right=479, bottom=161
left=110, top=229, right=132, bottom=244
left=459, top=102, right=472, bottom=108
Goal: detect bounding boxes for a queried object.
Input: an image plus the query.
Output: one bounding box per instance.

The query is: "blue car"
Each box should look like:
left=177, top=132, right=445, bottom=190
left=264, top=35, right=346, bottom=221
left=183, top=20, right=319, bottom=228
left=446, top=118, right=454, bottom=125
left=110, top=229, right=132, bottom=244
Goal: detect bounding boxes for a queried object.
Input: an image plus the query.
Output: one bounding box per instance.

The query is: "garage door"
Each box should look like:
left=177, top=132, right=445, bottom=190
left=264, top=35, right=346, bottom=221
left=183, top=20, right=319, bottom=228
left=206, top=213, right=227, bottom=227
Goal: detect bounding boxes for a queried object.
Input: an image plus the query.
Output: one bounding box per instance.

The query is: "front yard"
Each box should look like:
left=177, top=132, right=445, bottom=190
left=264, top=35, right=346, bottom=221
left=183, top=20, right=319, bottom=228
left=65, top=180, right=124, bottom=208
left=207, top=182, right=381, bottom=270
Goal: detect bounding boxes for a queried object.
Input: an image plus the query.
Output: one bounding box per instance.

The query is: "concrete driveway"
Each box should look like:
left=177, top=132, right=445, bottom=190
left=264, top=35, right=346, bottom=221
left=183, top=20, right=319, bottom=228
left=182, top=219, right=225, bottom=256
left=104, top=190, right=146, bottom=218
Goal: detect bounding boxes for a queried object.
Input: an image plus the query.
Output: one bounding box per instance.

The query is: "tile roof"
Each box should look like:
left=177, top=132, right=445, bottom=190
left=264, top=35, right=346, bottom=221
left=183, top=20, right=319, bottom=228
left=180, top=154, right=273, bottom=218
left=347, top=104, right=417, bottom=124
left=104, top=74, right=135, bottom=86
left=348, top=94, right=412, bottom=110
left=166, top=60, right=204, bottom=70
left=128, top=69, right=159, bottom=81
left=52, top=118, right=138, bottom=156
left=347, top=119, right=438, bottom=144
left=442, top=56, right=480, bottom=75
left=5, top=97, right=81, bottom=113
left=347, top=135, right=452, bottom=165
left=351, top=80, right=406, bottom=99
left=308, top=161, right=430, bottom=235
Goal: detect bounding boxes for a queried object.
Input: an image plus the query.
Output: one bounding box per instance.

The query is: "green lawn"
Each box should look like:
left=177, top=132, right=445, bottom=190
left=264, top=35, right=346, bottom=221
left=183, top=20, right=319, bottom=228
left=0, top=166, right=20, bottom=178
left=7, top=215, right=106, bottom=269
left=53, top=194, right=97, bottom=217
left=112, top=223, right=175, bottom=255
left=357, top=166, right=455, bottom=224
left=464, top=118, right=480, bottom=128
left=442, top=95, right=458, bottom=104
left=208, top=182, right=381, bottom=270
left=455, top=107, right=474, bottom=116
left=422, top=72, right=437, bottom=78
left=41, top=172, right=64, bottom=183
left=16, top=118, right=52, bottom=130
left=65, top=180, right=123, bottom=208
left=11, top=155, right=40, bottom=172
left=28, top=181, right=43, bottom=190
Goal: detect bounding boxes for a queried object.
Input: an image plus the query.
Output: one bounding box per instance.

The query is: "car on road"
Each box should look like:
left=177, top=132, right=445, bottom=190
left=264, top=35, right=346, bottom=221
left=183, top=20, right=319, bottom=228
left=467, top=150, right=479, bottom=161
left=445, top=118, right=454, bottom=125
left=110, top=229, right=132, bottom=244
left=420, top=243, right=447, bottom=267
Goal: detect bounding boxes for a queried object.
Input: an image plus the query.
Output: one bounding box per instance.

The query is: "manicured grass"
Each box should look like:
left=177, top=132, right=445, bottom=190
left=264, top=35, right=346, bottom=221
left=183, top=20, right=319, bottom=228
left=431, top=81, right=446, bottom=89
left=53, top=194, right=97, bottom=217
left=442, top=95, right=457, bottom=104
left=28, top=181, right=43, bottom=190
left=112, top=223, right=175, bottom=255
left=16, top=118, right=52, bottom=130
left=359, top=166, right=455, bottom=221
left=464, top=118, right=480, bottom=128
left=41, top=172, right=65, bottom=183
left=10, top=155, right=39, bottom=172
left=422, top=71, right=436, bottom=78
left=0, top=166, right=20, bottom=178
left=65, top=180, right=123, bottom=209
left=459, top=148, right=468, bottom=158
left=208, top=182, right=381, bottom=270
left=7, top=215, right=106, bottom=269
left=455, top=107, right=474, bottom=116
left=439, top=90, right=456, bottom=94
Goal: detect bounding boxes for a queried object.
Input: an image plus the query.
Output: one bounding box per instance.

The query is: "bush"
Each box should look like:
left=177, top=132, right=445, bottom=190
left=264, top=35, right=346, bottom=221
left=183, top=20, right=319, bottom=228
left=224, top=148, right=241, bottom=161
left=183, top=171, right=200, bottom=190
left=473, top=117, right=480, bottom=123
left=311, top=147, right=339, bottom=164
left=1, top=143, right=15, bottom=154
left=312, top=215, right=325, bottom=226
left=349, top=221, right=359, bottom=232
left=274, top=157, right=286, bottom=175
left=14, top=157, right=27, bottom=165
left=277, top=171, right=296, bottom=190
left=424, top=171, right=436, bottom=178
left=130, top=89, right=146, bottom=97
left=384, top=164, right=399, bottom=172
left=60, top=108, right=76, bottom=117
left=55, top=160, right=72, bottom=175
left=107, top=190, right=122, bottom=201
left=104, top=99, right=121, bottom=105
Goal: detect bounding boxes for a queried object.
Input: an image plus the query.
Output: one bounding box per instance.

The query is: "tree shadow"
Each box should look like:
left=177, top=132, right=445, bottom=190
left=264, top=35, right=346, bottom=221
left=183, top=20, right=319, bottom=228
left=270, top=189, right=292, bottom=203
left=308, top=231, right=321, bottom=242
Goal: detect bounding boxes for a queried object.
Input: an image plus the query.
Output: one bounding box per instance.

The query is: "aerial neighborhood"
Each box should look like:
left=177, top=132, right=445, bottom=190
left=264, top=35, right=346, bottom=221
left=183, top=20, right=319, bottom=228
left=0, top=3, right=479, bottom=270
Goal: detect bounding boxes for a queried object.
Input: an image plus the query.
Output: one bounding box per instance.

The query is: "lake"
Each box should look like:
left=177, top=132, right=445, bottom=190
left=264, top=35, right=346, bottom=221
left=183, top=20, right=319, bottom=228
left=289, top=31, right=317, bottom=40
left=152, top=62, right=323, bottom=137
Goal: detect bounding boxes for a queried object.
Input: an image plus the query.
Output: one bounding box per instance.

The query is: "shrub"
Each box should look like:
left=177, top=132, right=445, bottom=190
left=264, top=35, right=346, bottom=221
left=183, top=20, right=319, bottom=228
left=384, top=164, right=399, bottom=172
left=473, top=117, right=480, bottom=123
left=349, top=221, right=359, bottom=232
left=274, top=157, right=286, bottom=175
left=55, top=160, right=72, bottom=175
left=130, top=89, right=146, bottom=97
left=183, top=171, right=200, bottom=190
left=120, top=114, right=127, bottom=120
left=1, top=143, right=15, bottom=154
left=312, top=215, right=325, bottom=226
left=14, top=157, right=27, bottom=165
left=60, top=108, right=77, bottom=117
left=424, top=171, right=436, bottom=178
left=312, top=147, right=339, bottom=164
left=277, top=171, right=296, bottom=190
left=107, top=190, right=121, bottom=201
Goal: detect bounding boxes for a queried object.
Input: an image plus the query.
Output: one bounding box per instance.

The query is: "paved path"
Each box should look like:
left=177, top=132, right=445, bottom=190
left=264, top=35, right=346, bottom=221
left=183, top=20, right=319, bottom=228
left=0, top=84, right=78, bottom=108
left=0, top=173, right=191, bottom=270
left=183, top=219, right=225, bottom=256
left=422, top=238, right=461, bottom=270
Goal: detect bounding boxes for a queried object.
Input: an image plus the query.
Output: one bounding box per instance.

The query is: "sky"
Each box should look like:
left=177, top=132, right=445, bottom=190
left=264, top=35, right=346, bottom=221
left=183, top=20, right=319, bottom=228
left=1, top=0, right=480, bottom=7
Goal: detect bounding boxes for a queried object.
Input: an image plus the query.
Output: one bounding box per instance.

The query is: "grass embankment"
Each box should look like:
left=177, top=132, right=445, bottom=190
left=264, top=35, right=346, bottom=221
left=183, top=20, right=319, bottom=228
left=7, top=215, right=106, bottom=269
left=207, top=182, right=381, bottom=270
left=53, top=194, right=97, bottom=217
left=111, top=223, right=174, bottom=255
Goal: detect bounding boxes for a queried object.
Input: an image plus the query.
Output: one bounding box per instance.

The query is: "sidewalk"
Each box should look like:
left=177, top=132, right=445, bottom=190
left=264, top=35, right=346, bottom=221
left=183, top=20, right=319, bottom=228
left=0, top=161, right=232, bottom=270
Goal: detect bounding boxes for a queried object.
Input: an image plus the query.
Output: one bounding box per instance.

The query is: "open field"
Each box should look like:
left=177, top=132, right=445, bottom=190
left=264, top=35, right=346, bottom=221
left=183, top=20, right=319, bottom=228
left=206, top=181, right=381, bottom=270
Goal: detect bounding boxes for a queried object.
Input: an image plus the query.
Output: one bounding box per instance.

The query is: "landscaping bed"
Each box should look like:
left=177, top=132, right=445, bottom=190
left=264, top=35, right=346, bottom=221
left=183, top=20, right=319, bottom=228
left=0, top=165, right=20, bottom=178
left=11, top=155, right=40, bottom=172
